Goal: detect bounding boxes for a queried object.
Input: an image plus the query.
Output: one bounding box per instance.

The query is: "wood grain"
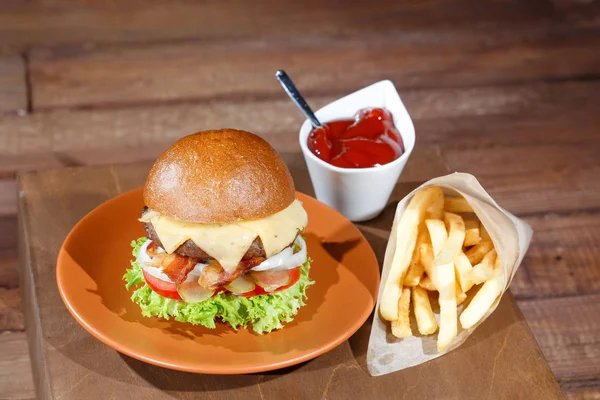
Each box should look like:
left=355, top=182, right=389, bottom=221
left=0, top=54, right=26, bottom=113
left=564, top=387, right=600, bottom=400
left=0, top=250, right=18, bottom=290
left=442, top=143, right=600, bottom=215
left=16, top=157, right=561, bottom=399
left=520, top=294, right=600, bottom=383
left=29, top=27, right=600, bottom=109
left=0, top=288, right=23, bottom=331
left=0, top=332, right=34, bottom=400
left=0, top=180, right=17, bottom=217
left=512, top=213, right=600, bottom=299
left=0, top=217, right=17, bottom=252
left=0, top=80, right=598, bottom=160
left=0, top=1, right=597, bottom=397
left=0, top=0, right=557, bottom=51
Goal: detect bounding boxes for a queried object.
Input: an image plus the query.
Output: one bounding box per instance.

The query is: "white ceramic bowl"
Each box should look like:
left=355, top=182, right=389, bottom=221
left=299, top=80, right=415, bottom=222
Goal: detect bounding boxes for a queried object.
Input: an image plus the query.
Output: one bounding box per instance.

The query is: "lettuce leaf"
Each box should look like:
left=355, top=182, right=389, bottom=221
left=123, top=237, right=314, bottom=334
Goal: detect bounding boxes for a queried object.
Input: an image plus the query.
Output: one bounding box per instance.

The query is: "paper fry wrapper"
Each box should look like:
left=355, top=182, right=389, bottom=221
left=367, top=172, right=533, bottom=376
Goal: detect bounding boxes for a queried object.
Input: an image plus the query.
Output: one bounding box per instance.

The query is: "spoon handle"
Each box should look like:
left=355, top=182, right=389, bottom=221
left=275, top=70, right=322, bottom=128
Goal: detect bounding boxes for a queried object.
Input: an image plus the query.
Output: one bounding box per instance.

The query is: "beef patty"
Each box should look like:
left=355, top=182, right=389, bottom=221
left=142, top=207, right=297, bottom=263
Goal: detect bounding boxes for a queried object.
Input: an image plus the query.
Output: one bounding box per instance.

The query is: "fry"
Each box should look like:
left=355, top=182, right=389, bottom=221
left=404, top=230, right=428, bottom=287
left=425, top=191, right=444, bottom=220
left=465, top=240, right=494, bottom=265
left=436, top=261, right=457, bottom=352
left=433, top=212, right=466, bottom=271
left=471, top=249, right=497, bottom=285
left=404, top=261, right=424, bottom=287
left=433, top=212, right=465, bottom=352
left=464, top=219, right=481, bottom=247
left=444, top=196, right=474, bottom=213
left=419, top=243, right=438, bottom=289
left=456, top=281, right=467, bottom=306
left=425, top=219, right=447, bottom=256
left=380, top=187, right=443, bottom=321
left=391, top=288, right=412, bottom=338
left=418, top=275, right=436, bottom=291
left=460, top=256, right=504, bottom=329
left=454, top=252, right=475, bottom=292
left=412, top=286, right=438, bottom=335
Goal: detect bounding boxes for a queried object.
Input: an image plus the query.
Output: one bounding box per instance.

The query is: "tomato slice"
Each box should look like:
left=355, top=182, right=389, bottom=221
left=240, top=267, right=301, bottom=297
left=142, top=269, right=182, bottom=300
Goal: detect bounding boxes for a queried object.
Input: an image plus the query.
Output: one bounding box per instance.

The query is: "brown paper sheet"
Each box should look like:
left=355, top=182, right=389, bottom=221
left=367, top=173, right=533, bottom=376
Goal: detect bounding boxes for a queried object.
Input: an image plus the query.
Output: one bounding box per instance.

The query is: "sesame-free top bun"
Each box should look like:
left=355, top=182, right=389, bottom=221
left=143, top=129, right=296, bottom=223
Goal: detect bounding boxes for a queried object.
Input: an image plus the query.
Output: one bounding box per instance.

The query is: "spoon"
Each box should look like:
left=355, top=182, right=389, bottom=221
left=275, top=70, right=323, bottom=128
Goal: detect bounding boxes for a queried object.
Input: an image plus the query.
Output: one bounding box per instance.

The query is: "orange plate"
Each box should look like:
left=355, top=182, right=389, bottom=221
left=56, top=189, right=380, bottom=374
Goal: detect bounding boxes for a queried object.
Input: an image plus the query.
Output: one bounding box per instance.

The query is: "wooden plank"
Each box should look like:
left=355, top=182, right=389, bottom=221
left=29, top=27, right=600, bottom=109
left=564, top=387, right=600, bottom=400
left=0, top=288, right=23, bottom=331
left=0, top=332, right=35, bottom=400
left=442, top=143, right=600, bottom=215
left=0, top=249, right=18, bottom=289
left=0, top=0, right=554, bottom=51
left=0, top=81, right=596, bottom=222
left=511, top=213, right=600, bottom=299
left=0, top=180, right=17, bottom=217
left=414, top=80, right=600, bottom=147
left=1, top=80, right=598, bottom=159
left=519, top=294, right=600, bottom=383
left=0, top=54, right=26, bottom=113
left=551, top=0, right=600, bottom=28
left=16, top=158, right=560, bottom=399
left=0, top=216, right=17, bottom=252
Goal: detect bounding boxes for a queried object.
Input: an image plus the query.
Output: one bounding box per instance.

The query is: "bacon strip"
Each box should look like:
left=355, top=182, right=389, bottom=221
left=162, top=256, right=197, bottom=284
left=146, top=242, right=197, bottom=284
left=145, top=241, right=266, bottom=287
left=198, top=257, right=265, bottom=290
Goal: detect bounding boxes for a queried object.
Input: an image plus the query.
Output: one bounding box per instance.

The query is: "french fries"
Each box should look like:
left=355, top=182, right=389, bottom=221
left=444, top=196, right=474, bottom=213
left=425, top=192, right=444, bottom=220
left=425, top=219, right=447, bottom=256
left=380, top=187, right=443, bottom=322
left=419, top=243, right=438, bottom=289
left=391, top=288, right=413, bottom=338
left=436, top=261, right=457, bottom=352
left=464, top=219, right=481, bottom=247
left=404, top=260, right=424, bottom=287
left=418, top=276, right=436, bottom=291
left=412, top=286, right=438, bottom=335
left=466, top=240, right=494, bottom=265
left=404, top=230, right=429, bottom=287
left=454, top=252, right=475, bottom=292
left=460, top=257, right=504, bottom=329
left=471, top=249, right=497, bottom=285
left=380, top=186, right=504, bottom=352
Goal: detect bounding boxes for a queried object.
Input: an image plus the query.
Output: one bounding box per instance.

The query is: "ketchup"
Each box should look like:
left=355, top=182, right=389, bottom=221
left=307, top=108, right=404, bottom=168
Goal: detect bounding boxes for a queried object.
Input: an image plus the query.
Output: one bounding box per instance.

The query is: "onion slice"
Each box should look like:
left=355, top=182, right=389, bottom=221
left=225, top=275, right=256, bottom=294
left=250, top=236, right=307, bottom=272
left=176, top=280, right=215, bottom=303
left=250, top=269, right=292, bottom=292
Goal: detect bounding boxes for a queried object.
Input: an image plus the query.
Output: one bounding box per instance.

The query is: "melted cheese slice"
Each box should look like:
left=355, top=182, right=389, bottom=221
left=140, top=200, right=308, bottom=272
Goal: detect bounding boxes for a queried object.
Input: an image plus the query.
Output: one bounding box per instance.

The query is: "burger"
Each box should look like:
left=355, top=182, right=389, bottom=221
left=123, top=129, right=313, bottom=334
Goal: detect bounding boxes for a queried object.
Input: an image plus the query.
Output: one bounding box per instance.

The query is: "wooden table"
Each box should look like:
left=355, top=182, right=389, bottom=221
left=1, top=1, right=599, bottom=398
left=17, top=150, right=562, bottom=399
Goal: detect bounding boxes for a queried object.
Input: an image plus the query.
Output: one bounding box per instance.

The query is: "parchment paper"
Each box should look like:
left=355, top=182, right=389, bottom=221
left=367, top=172, right=533, bottom=376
